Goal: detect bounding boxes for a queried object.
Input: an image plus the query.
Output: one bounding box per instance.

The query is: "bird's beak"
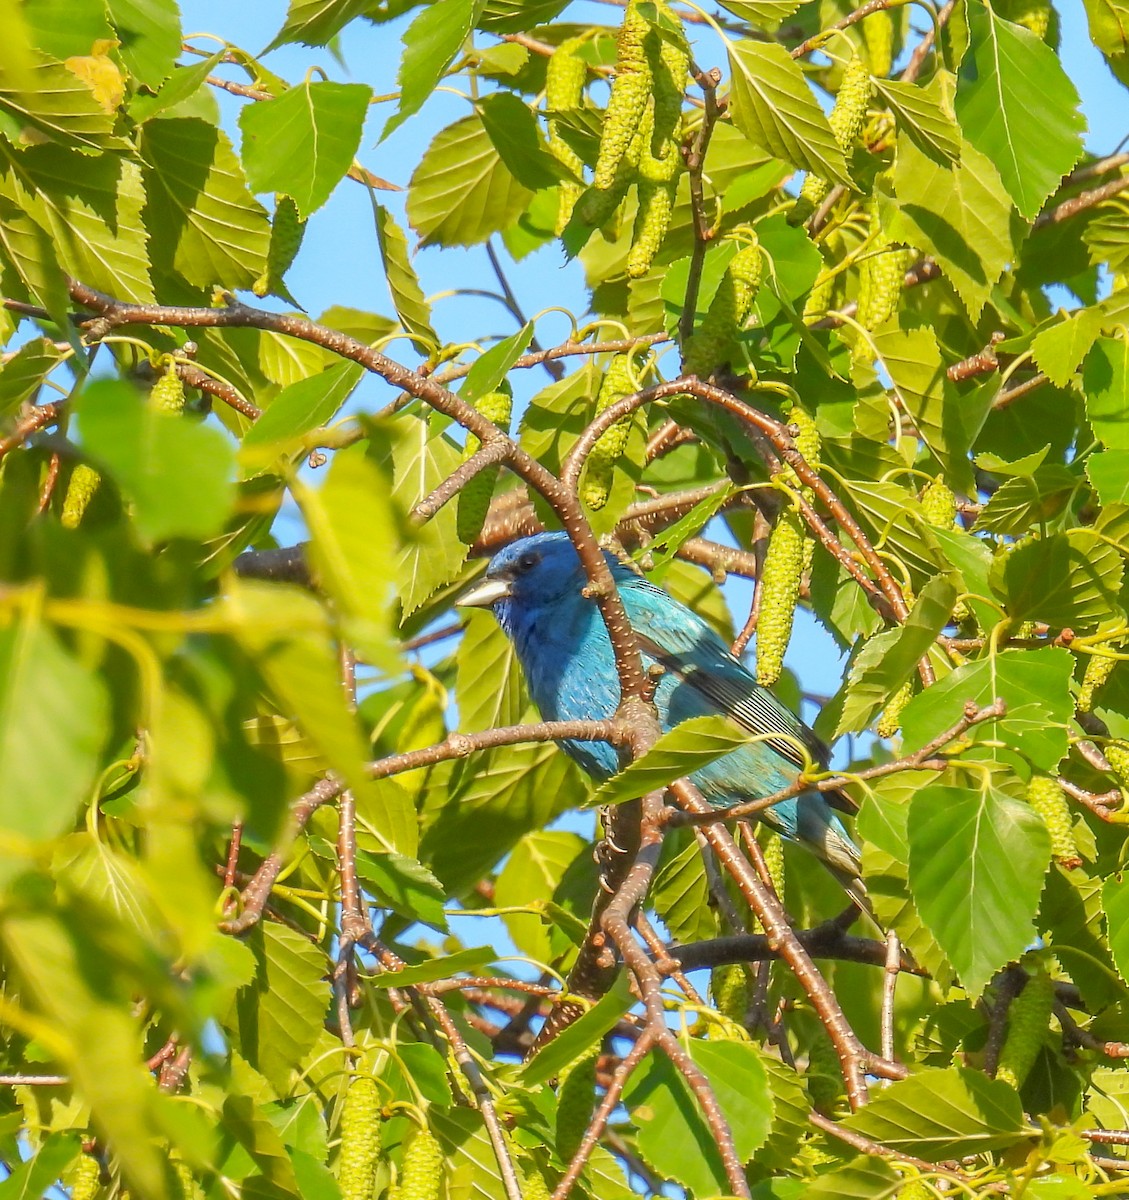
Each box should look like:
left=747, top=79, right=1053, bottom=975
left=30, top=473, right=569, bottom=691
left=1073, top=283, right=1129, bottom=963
left=457, top=577, right=512, bottom=608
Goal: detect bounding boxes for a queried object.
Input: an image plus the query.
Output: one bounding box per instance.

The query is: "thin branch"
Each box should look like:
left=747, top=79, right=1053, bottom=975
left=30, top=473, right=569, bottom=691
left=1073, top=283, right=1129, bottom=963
left=984, top=968, right=1025, bottom=1078
left=792, top=0, right=910, bottom=60
left=679, top=65, right=725, bottom=351
left=413, top=439, right=511, bottom=522
left=900, top=0, right=956, bottom=84
left=670, top=925, right=925, bottom=975
left=0, top=401, right=64, bottom=459
left=882, top=930, right=901, bottom=1063
left=1034, top=175, right=1129, bottom=230
left=947, top=332, right=1006, bottom=383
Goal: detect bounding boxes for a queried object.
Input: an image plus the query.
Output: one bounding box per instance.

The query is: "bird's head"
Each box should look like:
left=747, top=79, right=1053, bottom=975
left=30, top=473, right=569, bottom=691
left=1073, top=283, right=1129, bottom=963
left=457, top=532, right=593, bottom=614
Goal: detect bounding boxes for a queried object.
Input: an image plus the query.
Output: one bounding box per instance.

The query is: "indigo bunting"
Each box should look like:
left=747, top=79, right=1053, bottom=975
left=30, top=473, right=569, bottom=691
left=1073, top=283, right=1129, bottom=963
left=458, top=532, right=866, bottom=905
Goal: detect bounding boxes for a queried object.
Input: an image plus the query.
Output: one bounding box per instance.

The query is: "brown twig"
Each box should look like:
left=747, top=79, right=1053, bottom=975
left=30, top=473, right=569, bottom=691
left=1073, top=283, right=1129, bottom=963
left=679, top=66, right=725, bottom=351
left=983, top=967, right=1025, bottom=1078
left=1059, top=778, right=1124, bottom=822
left=992, top=373, right=1049, bottom=410
left=947, top=332, right=1006, bottom=383
left=900, top=0, right=956, bottom=84
left=671, top=924, right=924, bottom=975
left=792, top=0, right=907, bottom=60
left=0, top=401, right=64, bottom=459
left=65, top=279, right=649, bottom=701
left=1034, top=175, right=1129, bottom=230
left=882, top=930, right=901, bottom=1063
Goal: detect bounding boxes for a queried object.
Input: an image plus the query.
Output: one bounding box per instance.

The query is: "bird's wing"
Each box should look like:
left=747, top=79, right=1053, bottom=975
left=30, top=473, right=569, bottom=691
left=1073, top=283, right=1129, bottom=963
left=618, top=576, right=833, bottom=775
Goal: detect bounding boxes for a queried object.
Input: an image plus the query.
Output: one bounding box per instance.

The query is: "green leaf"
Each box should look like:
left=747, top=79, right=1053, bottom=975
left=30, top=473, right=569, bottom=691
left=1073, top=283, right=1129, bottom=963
left=77, top=378, right=236, bottom=542
left=842, top=1066, right=1030, bottom=1159
left=353, top=849, right=448, bottom=932
left=886, top=133, right=1016, bottom=322
left=478, top=91, right=567, bottom=190
left=406, top=113, right=534, bottom=247
left=459, top=320, right=534, bottom=403
left=1103, top=873, right=1129, bottom=987
left=1088, top=450, right=1129, bottom=505
left=388, top=411, right=470, bottom=616
left=522, top=972, right=635, bottom=1085
left=988, top=531, right=1125, bottom=631
left=623, top=1041, right=772, bottom=1196
left=456, top=609, right=527, bottom=730
left=0, top=618, right=108, bottom=845
left=129, top=52, right=226, bottom=123
left=806, top=1155, right=900, bottom=1198
left=105, top=0, right=182, bottom=89
left=0, top=335, right=61, bottom=416
left=1031, top=308, right=1104, bottom=387
left=900, top=648, right=1074, bottom=771
left=240, top=360, right=364, bottom=473
left=716, top=0, right=806, bottom=32
left=22, top=0, right=114, bottom=60
left=973, top=466, right=1078, bottom=536
left=591, top=715, right=751, bottom=806
left=369, top=945, right=497, bottom=986
left=239, top=82, right=373, bottom=219
left=726, top=41, right=852, bottom=188
left=374, top=203, right=439, bottom=353
left=1082, top=0, right=1129, bottom=86
left=496, top=830, right=585, bottom=962
left=1084, top=336, right=1129, bottom=448
left=909, top=781, right=1050, bottom=996
left=0, top=55, right=129, bottom=154
left=0, top=1133, right=81, bottom=1200
left=955, top=1, right=1085, bottom=219
left=265, top=0, right=373, bottom=50
left=233, top=922, right=330, bottom=1095
left=385, top=0, right=483, bottom=138
left=652, top=835, right=716, bottom=943
left=870, top=325, right=988, bottom=492
left=140, top=117, right=270, bottom=293
left=873, top=72, right=961, bottom=164
left=837, top=576, right=957, bottom=735
left=296, top=444, right=400, bottom=669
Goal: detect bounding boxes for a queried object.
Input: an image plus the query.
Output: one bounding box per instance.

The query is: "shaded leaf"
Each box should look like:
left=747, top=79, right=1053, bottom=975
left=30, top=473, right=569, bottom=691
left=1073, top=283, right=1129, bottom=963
left=374, top=203, right=438, bottom=352
left=105, top=0, right=181, bottom=89
left=1084, top=335, right=1129, bottom=448
left=873, top=72, right=960, bottom=164
left=0, top=55, right=128, bottom=153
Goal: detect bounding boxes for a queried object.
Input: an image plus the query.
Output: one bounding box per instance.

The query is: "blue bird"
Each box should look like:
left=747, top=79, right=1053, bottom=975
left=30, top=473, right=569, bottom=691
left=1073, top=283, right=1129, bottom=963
left=458, top=531, right=866, bottom=906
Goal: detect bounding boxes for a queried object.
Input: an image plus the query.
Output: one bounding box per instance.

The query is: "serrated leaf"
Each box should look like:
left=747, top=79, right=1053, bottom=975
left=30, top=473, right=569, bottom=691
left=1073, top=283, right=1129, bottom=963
left=716, top=0, right=806, bottom=32
left=495, top=830, right=585, bottom=961
left=1088, top=450, right=1129, bottom=505
left=459, top=320, right=533, bottom=404
left=973, top=466, right=1077, bottom=536
left=296, top=443, right=401, bottom=671
left=726, top=41, right=851, bottom=187
left=1083, top=335, right=1129, bottom=448
left=900, top=648, right=1074, bottom=771
left=887, top=133, right=1015, bottom=322
left=265, top=0, right=373, bottom=50
left=407, top=113, right=533, bottom=247
left=105, top=0, right=181, bottom=88
left=478, top=91, right=567, bottom=190
left=591, top=715, right=750, bottom=806
left=369, top=945, right=497, bottom=986
left=1102, top=873, right=1129, bottom=987
left=873, top=71, right=961, bottom=164
left=0, top=618, right=108, bottom=846
left=0, top=55, right=129, bottom=153
left=842, top=1066, right=1030, bottom=1158
left=240, top=359, right=364, bottom=473
left=521, top=973, right=634, bottom=1085
left=77, top=378, right=235, bottom=542
left=1031, top=308, right=1104, bottom=387
left=234, top=922, right=330, bottom=1095
left=652, top=835, right=716, bottom=943
left=0, top=335, right=61, bottom=416
left=240, top=82, right=372, bottom=219
left=955, top=1, right=1085, bottom=218
left=870, top=325, right=988, bottom=493
left=374, top=203, right=438, bottom=352
left=388, top=411, right=470, bottom=616
left=908, top=781, right=1050, bottom=996
left=0, top=142, right=153, bottom=302
left=140, top=117, right=270, bottom=292
left=385, top=0, right=483, bottom=139
left=988, top=531, right=1124, bottom=631
left=837, top=575, right=957, bottom=734
left=806, top=1155, right=901, bottom=1198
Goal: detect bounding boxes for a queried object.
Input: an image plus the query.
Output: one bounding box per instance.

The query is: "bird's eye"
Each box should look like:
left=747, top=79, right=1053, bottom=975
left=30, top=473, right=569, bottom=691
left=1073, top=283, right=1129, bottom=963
left=516, top=550, right=540, bottom=573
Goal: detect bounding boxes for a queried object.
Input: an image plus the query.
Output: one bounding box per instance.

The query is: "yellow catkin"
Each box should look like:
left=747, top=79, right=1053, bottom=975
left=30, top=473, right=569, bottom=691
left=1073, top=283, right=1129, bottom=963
left=555, top=1048, right=599, bottom=1162
left=1107, top=740, right=1129, bottom=788
left=682, top=241, right=762, bottom=377
left=802, top=266, right=835, bottom=320
left=593, top=1, right=651, bottom=190
left=862, top=9, right=895, bottom=77
left=626, top=177, right=676, bottom=278
left=710, top=963, right=750, bottom=1025
left=399, top=1128, right=443, bottom=1200
left=456, top=389, right=512, bottom=544
left=60, top=462, right=101, bottom=530
left=68, top=1154, right=102, bottom=1200
left=1078, top=653, right=1116, bottom=713
left=895, top=1180, right=935, bottom=1200
left=254, top=193, right=306, bottom=297
left=797, top=56, right=871, bottom=215
left=856, top=244, right=915, bottom=335
left=920, top=478, right=957, bottom=529
left=338, top=1075, right=383, bottom=1200
left=1026, top=776, right=1081, bottom=868
left=521, top=1170, right=552, bottom=1200
left=996, top=969, right=1055, bottom=1089
left=151, top=362, right=186, bottom=413
left=582, top=354, right=636, bottom=511
left=546, top=38, right=587, bottom=233
left=876, top=681, right=913, bottom=738
left=756, top=510, right=805, bottom=687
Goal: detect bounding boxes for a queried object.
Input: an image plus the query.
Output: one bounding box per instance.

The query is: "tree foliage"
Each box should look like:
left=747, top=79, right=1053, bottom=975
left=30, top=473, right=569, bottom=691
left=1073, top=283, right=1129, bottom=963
left=1, top=0, right=1129, bottom=1196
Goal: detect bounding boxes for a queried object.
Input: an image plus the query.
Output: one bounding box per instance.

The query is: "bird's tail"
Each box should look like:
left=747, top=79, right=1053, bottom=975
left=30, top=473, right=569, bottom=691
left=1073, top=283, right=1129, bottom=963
left=794, top=795, right=876, bottom=921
